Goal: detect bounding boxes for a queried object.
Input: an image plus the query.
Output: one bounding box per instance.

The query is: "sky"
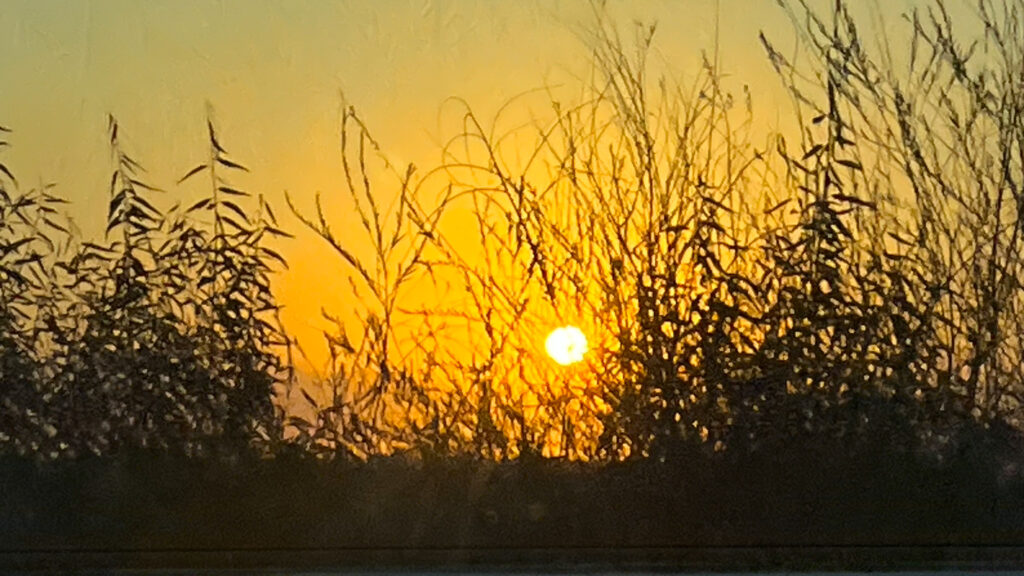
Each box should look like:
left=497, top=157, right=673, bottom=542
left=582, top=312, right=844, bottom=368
left=0, top=0, right=955, bottom=369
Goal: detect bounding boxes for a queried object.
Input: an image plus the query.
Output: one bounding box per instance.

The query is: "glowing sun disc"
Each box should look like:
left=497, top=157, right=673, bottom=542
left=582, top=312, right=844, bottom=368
left=545, top=326, right=588, bottom=366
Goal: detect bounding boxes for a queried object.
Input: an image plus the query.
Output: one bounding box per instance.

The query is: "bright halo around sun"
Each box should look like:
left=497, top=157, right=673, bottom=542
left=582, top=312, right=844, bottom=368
left=545, top=325, right=588, bottom=366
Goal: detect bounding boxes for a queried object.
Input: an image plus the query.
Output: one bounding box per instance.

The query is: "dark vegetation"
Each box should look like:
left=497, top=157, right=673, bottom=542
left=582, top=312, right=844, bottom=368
left=2, top=0, right=1024, bottom=558
left=0, top=114, right=290, bottom=461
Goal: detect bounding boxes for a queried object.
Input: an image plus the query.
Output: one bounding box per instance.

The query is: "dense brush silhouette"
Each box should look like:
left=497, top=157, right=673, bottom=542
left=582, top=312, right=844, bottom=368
left=0, top=114, right=290, bottom=460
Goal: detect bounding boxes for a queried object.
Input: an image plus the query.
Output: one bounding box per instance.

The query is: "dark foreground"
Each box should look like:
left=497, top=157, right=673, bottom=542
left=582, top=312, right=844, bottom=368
left=2, top=433, right=1024, bottom=572
left=5, top=547, right=1024, bottom=574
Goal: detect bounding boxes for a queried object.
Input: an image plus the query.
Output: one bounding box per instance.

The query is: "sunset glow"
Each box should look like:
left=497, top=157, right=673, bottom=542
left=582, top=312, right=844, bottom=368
left=545, top=326, right=588, bottom=366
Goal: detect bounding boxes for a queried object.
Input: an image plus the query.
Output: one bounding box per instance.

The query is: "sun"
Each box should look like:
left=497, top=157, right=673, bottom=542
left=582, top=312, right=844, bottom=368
left=545, top=325, right=588, bottom=366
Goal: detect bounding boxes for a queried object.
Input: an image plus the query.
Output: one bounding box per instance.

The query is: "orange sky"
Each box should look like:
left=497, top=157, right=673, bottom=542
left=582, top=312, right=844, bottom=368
left=0, top=0, right=957, bottom=370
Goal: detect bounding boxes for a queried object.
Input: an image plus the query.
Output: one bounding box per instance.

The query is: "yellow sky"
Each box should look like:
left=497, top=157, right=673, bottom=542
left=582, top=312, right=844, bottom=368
left=0, top=0, right=956, bottom=369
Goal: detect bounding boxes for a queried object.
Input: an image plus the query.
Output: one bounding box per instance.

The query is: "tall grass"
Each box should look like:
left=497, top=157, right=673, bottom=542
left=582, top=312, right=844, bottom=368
left=285, top=0, right=1024, bottom=463
left=1, top=0, right=1022, bottom=465
left=0, top=114, right=291, bottom=460
left=763, top=0, right=1024, bottom=437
